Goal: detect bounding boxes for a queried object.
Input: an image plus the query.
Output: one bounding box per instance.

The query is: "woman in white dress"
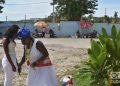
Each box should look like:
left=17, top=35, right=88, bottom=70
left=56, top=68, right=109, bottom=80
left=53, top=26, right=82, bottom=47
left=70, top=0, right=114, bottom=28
left=2, top=25, right=20, bottom=86
left=18, top=28, right=58, bottom=86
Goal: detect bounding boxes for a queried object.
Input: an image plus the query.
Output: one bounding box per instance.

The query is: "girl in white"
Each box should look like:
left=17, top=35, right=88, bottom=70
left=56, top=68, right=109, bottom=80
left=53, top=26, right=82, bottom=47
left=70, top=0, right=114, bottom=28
left=2, top=25, right=20, bottom=86
left=18, top=28, right=58, bottom=86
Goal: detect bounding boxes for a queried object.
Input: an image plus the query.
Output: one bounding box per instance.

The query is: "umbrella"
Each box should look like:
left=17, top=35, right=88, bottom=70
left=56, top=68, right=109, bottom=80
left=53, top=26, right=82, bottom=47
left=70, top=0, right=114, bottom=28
left=80, top=21, right=93, bottom=29
left=80, top=21, right=93, bottom=36
left=34, top=21, right=48, bottom=27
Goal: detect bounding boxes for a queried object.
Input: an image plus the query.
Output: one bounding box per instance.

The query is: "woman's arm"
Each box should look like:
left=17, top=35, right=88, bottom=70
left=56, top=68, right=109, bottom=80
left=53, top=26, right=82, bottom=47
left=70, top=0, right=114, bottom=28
left=31, top=41, right=49, bottom=67
left=18, top=47, right=26, bottom=74
left=3, top=38, right=16, bottom=72
left=19, top=47, right=26, bottom=66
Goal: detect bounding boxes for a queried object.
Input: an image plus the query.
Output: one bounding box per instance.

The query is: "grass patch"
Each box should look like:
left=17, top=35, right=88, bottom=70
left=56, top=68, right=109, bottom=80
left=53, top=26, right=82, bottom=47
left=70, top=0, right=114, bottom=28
left=73, top=69, right=91, bottom=86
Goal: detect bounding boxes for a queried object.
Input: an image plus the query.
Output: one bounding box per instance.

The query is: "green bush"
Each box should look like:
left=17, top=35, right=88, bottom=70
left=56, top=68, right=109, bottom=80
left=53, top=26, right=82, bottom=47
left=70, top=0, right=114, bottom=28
left=74, top=25, right=120, bottom=86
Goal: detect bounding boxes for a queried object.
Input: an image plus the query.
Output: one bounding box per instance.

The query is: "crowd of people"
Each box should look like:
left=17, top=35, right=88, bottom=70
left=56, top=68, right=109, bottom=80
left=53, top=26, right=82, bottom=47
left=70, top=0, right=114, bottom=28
left=34, top=26, right=97, bottom=38
left=35, top=27, right=56, bottom=38
left=76, top=30, right=97, bottom=38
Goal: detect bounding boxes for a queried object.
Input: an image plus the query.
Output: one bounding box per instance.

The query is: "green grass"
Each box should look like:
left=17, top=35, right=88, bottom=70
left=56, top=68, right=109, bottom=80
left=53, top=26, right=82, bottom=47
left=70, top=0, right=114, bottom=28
left=73, top=70, right=91, bottom=86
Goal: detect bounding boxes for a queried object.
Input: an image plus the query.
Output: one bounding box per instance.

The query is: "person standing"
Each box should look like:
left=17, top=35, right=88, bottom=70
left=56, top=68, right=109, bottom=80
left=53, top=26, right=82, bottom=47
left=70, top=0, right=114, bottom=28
left=49, top=29, right=54, bottom=38
left=18, top=28, right=58, bottom=86
left=2, top=25, right=20, bottom=86
left=42, top=27, right=46, bottom=37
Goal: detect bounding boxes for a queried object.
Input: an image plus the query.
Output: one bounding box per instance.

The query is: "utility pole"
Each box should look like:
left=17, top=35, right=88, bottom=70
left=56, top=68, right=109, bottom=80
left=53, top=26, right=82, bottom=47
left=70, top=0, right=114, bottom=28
left=25, top=14, right=26, bottom=23
left=6, top=16, right=7, bottom=23
left=45, top=15, right=47, bottom=22
left=53, top=1, right=55, bottom=23
left=104, top=8, right=106, bottom=23
left=23, top=14, right=26, bottom=29
left=105, top=8, right=106, bottom=16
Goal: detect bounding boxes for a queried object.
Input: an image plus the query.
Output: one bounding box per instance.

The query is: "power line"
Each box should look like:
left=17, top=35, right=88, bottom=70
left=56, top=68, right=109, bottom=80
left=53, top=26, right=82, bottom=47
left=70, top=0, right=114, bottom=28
left=4, top=2, right=51, bottom=6
left=2, top=10, right=52, bottom=16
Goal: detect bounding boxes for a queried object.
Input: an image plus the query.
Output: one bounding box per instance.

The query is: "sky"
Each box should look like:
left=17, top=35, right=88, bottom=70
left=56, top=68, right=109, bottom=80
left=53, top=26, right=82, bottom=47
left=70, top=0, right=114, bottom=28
left=94, top=0, right=120, bottom=17
left=0, top=0, right=120, bottom=21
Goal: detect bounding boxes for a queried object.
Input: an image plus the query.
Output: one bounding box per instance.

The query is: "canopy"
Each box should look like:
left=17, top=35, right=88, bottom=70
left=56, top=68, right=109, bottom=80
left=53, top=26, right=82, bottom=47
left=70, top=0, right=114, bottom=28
left=34, top=21, right=48, bottom=27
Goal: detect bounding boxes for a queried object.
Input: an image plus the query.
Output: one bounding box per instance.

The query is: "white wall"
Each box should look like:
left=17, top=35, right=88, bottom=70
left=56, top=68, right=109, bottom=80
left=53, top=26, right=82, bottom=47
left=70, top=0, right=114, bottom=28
left=13, top=23, right=35, bottom=32
left=1, top=22, right=120, bottom=37
left=0, top=22, right=35, bottom=34
left=49, top=22, right=120, bottom=37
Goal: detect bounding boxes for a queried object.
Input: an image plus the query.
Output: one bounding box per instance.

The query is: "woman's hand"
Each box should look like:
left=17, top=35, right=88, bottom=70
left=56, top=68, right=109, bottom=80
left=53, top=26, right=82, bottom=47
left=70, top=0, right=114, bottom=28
left=30, top=62, right=36, bottom=68
left=12, top=65, right=16, bottom=72
left=18, top=65, right=22, bottom=74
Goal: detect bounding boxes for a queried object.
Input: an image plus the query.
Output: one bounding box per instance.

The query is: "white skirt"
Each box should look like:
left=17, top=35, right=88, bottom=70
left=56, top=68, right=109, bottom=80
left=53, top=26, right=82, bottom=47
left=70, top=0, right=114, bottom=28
left=27, top=66, right=58, bottom=86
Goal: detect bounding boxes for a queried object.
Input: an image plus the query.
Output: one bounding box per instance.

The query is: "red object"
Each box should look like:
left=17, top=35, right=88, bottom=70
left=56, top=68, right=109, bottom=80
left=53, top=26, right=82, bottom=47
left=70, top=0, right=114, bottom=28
left=35, top=58, right=52, bottom=67
left=67, top=79, right=74, bottom=86
left=80, top=21, right=93, bottom=29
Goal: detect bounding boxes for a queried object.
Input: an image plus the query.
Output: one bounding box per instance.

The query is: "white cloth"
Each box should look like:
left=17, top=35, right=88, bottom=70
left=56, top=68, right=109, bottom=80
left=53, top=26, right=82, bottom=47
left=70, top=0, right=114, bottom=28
left=27, top=40, right=58, bottom=86
left=2, top=40, right=17, bottom=86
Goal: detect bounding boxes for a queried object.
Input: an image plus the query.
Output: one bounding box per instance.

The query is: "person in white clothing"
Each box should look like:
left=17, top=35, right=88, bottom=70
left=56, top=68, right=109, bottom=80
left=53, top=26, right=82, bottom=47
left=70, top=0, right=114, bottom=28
left=18, top=28, right=58, bottom=86
left=2, top=25, right=20, bottom=86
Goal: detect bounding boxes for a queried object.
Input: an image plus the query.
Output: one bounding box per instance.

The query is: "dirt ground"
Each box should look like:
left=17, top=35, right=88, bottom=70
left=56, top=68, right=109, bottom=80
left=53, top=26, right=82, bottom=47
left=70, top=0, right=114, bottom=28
left=0, top=38, right=89, bottom=86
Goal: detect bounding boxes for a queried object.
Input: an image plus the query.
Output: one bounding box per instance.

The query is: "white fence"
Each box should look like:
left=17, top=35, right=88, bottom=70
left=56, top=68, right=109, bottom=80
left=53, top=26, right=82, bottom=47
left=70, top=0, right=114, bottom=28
left=0, top=22, right=35, bottom=34
left=49, top=22, right=120, bottom=37
left=1, top=22, right=120, bottom=37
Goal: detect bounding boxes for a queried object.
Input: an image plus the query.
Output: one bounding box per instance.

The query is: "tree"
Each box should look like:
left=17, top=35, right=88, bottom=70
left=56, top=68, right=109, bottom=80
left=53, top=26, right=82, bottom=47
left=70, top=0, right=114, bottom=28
left=0, top=0, right=5, bottom=13
left=51, top=0, right=98, bottom=21
left=114, top=11, right=119, bottom=23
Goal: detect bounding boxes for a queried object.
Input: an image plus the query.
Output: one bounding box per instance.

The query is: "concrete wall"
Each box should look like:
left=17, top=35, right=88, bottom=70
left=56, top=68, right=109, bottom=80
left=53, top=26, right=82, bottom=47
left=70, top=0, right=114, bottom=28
left=92, top=23, right=120, bottom=36
left=49, top=22, right=120, bottom=37
left=1, top=22, right=120, bottom=37
left=0, top=23, right=13, bottom=34
left=0, top=22, right=35, bottom=36
left=13, top=23, right=35, bottom=32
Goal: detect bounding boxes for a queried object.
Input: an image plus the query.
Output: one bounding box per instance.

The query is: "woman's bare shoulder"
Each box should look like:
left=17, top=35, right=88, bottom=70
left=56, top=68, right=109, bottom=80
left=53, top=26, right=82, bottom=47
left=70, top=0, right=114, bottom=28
left=2, top=38, right=9, bottom=44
